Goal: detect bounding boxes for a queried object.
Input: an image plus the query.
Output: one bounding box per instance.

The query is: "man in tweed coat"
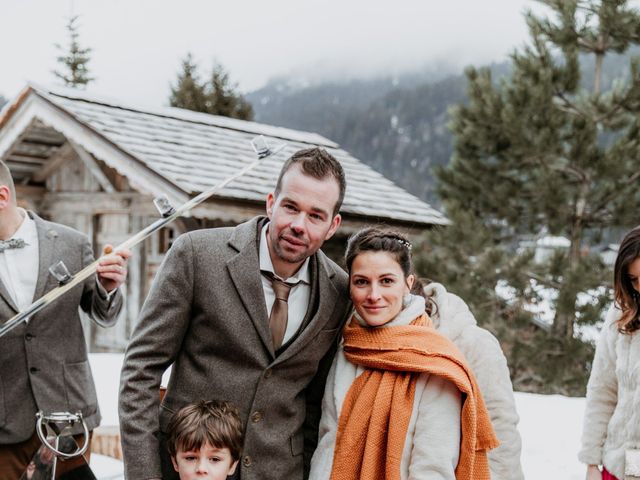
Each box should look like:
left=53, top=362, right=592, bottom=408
left=119, top=148, right=352, bottom=480
left=0, top=160, right=130, bottom=479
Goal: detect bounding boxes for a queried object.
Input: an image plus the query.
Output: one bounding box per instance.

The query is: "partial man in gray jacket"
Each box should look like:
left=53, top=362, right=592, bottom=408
left=0, top=160, right=130, bottom=479
left=119, top=148, right=352, bottom=480
left=424, top=282, right=524, bottom=480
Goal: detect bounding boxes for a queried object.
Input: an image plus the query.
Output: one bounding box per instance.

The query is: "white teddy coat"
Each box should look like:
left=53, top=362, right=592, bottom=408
left=579, top=304, right=640, bottom=479
left=424, top=282, right=524, bottom=480
left=309, top=295, right=462, bottom=480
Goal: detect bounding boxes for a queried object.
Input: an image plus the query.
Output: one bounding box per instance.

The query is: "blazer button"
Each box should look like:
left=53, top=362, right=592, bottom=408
left=251, top=411, right=263, bottom=423
left=264, top=369, right=273, bottom=379
left=25, top=333, right=33, bottom=341
left=243, top=455, right=252, bottom=467
left=29, top=367, right=39, bottom=373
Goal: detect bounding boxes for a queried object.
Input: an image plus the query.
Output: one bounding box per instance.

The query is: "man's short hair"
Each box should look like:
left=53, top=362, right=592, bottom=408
left=166, top=400, right=243, bottom=461
left=274, top=147, right=346, bottom=216
left=0, top=161, right=16, bottom=203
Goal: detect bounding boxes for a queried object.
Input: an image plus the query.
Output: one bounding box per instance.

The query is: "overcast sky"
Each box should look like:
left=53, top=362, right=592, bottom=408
left=0, top=0, right=547, bottom=106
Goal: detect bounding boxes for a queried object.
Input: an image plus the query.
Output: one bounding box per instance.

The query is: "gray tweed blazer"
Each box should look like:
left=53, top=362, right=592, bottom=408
left=0, top=212, right=123, bottom=444
left=119, top=216, right=350, bottom=480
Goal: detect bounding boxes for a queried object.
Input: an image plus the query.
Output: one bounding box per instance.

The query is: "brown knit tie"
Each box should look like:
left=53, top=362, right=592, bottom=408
left=263, top=272, right=294, bottom=350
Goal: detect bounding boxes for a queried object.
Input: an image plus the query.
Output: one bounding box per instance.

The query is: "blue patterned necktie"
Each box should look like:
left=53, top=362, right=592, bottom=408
left=0, top=238, right=26, bottom=253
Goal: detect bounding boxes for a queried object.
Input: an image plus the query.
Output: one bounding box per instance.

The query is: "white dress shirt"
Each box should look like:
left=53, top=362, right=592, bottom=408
left=0, top=209, right=39, bottom=311
left=259, top=223, right=311, bottom=346
left=0, top=210, right=114, bottom=315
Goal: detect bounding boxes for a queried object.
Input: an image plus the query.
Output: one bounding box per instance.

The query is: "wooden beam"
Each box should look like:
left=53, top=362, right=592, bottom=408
left=68, top=139, right=115, bottom=193
left=1, top=125, right=31, bottom=163
left=15, top=184, right=46, bottom=197
left=13, top=142, right=58, bottom=158
left=43, top=191, right=158, bottom=216
left=7, top=157, right=46, bottom=169
left=7, top=154, right=48, bottom=165
left=31, top=141, right=75, bottom=182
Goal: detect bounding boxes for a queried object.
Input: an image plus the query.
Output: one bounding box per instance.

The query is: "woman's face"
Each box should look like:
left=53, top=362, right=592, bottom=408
left=349, top=251, right=415, bottom=327
left=628, top=257, right=640, bottom=293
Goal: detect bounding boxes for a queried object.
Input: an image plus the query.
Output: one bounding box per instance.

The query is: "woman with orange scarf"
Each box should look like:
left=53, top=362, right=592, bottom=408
left=309, top=227, right=498, bottom=480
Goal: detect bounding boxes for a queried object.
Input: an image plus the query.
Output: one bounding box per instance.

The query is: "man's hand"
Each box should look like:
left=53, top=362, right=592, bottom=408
left=96, top=244, right=132, bottom=292
left=586, top=465, right=602, bottom=480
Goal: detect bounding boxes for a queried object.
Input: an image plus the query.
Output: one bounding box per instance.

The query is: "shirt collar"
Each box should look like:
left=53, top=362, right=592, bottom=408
left=259, top=222, right=310, bottom=284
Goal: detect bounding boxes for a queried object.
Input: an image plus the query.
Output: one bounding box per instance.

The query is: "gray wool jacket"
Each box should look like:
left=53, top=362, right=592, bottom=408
left=118, top=217, right=351, bottom=480
left=0, top=212, right=123, bottom=444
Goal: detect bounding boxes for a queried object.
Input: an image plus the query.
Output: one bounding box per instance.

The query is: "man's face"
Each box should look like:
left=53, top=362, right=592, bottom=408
left=266, top=165, right=342, bottom=269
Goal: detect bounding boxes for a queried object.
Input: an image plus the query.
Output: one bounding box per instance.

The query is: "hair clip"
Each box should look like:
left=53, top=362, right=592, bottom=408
left=396, top=238, right=412, bottom=250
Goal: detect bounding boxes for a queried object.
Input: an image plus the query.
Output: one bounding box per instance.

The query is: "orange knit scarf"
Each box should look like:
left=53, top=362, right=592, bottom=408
left=329, top=314, right=499, bottom=480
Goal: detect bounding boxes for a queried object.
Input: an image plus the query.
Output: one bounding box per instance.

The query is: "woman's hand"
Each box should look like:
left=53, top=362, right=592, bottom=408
left=586, top=465, right=602, bottom=480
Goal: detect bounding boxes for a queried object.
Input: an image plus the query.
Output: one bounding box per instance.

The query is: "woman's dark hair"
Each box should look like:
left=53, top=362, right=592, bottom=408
left=345, top=227, right=434, bottom=315
left=614, top=226, right=640, bottom=334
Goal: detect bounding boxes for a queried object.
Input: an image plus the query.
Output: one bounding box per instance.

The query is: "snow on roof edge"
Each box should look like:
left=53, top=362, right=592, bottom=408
left=27, top=82, right=338, bottom=148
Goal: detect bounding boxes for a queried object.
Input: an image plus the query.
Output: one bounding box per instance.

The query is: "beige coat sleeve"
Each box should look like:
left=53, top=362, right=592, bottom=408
left=458, top=326, right=524, bottom=480
left=431, top=284, right=523, bottom=480
left=578, top=305, right=619, bottom=466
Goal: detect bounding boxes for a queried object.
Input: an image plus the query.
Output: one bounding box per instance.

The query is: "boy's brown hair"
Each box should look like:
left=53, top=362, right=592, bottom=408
left=166, top=400, right=243, bottom=461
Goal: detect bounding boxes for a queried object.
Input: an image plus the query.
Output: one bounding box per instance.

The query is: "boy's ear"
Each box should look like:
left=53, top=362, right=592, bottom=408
left=229, top=459, right=239, bottom=475
left=171, top=456, right=179, bottom=472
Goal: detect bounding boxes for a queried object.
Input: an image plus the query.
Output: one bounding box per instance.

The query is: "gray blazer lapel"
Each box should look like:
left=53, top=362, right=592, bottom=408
left=31, top=214, right=57, bottom=302
left=275, top=254, right=339, bottom=364
left=226, top=218, right=274, bottom=357
left=0, top=279, right=18, bottom=314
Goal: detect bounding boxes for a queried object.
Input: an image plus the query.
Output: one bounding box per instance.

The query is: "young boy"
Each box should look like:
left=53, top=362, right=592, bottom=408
left=166, top=400, right=243, bottom=480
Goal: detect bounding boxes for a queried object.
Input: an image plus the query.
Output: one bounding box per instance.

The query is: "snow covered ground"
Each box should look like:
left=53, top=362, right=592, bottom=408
left=89, top=354, right=589, bottom=479
left=516, top=393, right=586, bottom=479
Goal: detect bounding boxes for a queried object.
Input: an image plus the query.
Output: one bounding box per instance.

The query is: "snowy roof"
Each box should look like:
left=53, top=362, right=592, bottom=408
left=0, top=84, right=448, bottom=227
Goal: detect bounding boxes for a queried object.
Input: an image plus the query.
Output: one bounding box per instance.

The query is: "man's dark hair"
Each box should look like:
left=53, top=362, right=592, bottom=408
left=166, top=400, right=243, bottom=461
left=274, top=147, right=346, bottom=216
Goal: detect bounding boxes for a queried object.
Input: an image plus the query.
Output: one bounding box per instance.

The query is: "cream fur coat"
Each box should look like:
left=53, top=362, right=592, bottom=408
left=424, top=282, right=524, bottom=480
left=579, top=304, right=640, bottom=479
left=309, top=295, right=462, bottom=480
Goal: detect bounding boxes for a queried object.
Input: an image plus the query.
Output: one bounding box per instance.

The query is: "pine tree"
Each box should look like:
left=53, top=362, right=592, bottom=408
left=205, top=63, right=254, bottom=120
left=169, top=54, right=208, bottom=113
left=169, top=56, right=253, bottom=120
left=53, top=16, right=94, bottom=88
left=416, top=0, right=640, bottom=395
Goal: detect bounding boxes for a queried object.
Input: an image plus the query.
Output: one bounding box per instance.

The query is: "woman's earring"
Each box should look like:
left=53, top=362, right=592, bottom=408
left=402, top=293, right=411, bottom=308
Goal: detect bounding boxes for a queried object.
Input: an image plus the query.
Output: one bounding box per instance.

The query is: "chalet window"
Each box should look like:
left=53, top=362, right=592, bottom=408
left=147, top=225, right=177, bottom=263
left=158, top=227, right=175, bottom=254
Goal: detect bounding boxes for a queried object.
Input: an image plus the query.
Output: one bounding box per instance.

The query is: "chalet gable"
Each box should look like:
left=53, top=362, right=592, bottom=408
left=0, top=84, right=448, bottom=230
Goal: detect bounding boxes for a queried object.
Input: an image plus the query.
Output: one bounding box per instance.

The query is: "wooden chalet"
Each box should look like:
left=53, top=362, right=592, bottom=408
left=0, top=84, right=448, bottom=352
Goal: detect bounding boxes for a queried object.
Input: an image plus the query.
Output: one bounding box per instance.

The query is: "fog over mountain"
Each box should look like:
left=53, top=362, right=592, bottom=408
left=248, top=65, right=497, bottom=205
left=248, top=48, right=638, bottom=206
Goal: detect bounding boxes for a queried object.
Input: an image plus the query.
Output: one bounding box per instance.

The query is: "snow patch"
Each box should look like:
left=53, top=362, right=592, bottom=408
left=88, top=354, right=589, bottom=478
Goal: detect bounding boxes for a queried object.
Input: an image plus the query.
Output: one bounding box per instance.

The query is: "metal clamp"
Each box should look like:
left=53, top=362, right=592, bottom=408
left=35, top=411, right=90, bottom=459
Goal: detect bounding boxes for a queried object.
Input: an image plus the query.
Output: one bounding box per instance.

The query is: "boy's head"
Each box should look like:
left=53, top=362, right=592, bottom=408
left=167, top=400, right=243, bottom=480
